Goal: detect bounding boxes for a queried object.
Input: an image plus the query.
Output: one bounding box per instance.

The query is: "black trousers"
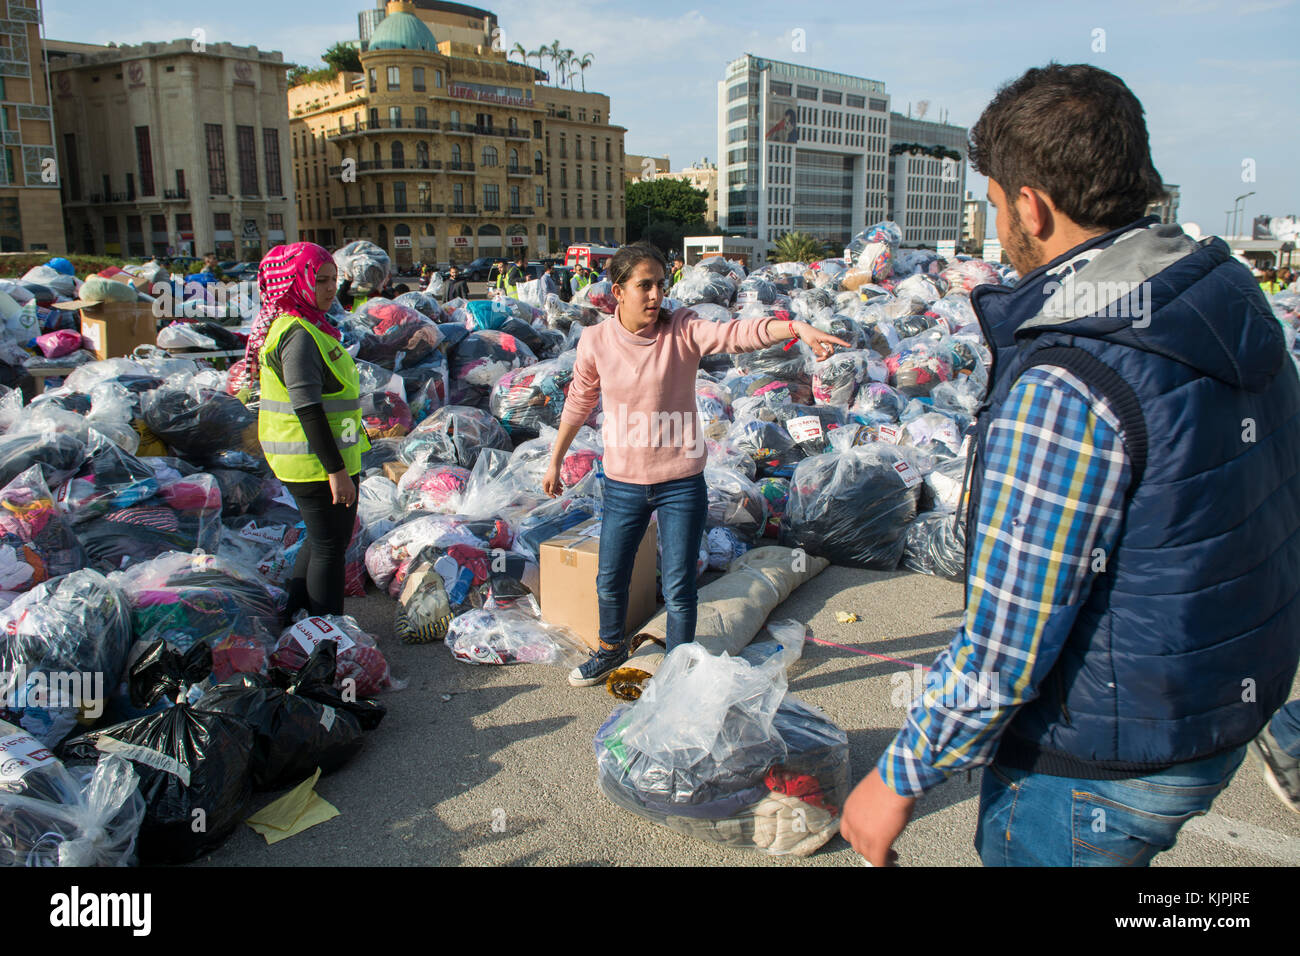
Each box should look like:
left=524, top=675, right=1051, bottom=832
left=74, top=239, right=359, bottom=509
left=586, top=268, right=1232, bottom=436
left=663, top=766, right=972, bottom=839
left=283, top=475, right=360, bottom=617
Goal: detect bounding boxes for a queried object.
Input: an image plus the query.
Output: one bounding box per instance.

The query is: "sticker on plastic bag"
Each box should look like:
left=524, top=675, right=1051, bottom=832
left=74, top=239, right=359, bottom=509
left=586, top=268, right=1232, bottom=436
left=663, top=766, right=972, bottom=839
left=892, top=459, right=922, bottom=488
left=933, top=314, right=953, bottom=334
left=289, top=616, right=357, bottom=655
left=0, top=732, right=57, bottom=783
left=95, top=735, right=192, bottom=787
left=786, top=416, right=824, bottom=444
left=877, top=424, right=902, bottom=444
left=319, top=705, right=336, bottom=733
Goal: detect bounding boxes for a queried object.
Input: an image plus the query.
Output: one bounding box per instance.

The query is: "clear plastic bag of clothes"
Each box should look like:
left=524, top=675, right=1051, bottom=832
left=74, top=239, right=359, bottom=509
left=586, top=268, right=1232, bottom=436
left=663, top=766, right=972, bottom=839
left=572, top=279, right=619, bottom=315
left=0, top=726, right=146, bottom=867
left=77, top=470, right=223, bottom=572
left=543, top=293, right=601, bottom=331
left=893, top=273, right=946, bottom=304
left=671, top=266, right=737, bottom=308
left=0, top=384, right=23, bottom=433
left=448, top=329, right=538, bottom=407
left=696, top=377, right=733, bottom=442
left=0, top=465, right=87, bottom=594
left=902, top=511, right=966, bottom=580
left=704, top=466, right=769, bottom=543
left=851, top=381, right=907, bottom=424
left=511, top=491, right=598, bottom=562
left=594, top=644, right=851, bottom=856
left=361, top=437, right=404, bottom=475
left=333, top=240, right=391, bottom=290
left=269, top=614, right=401, bottom=697
left=489, top=351, right=577, bottom=440
left=496, top=315, right=546, bottom=358
left=755, top=476, right=790, bottom=538
left=705, top=437, right=757, bottom=481
left=725, top=371, right=812, bottom=409
left=705, top=526, right=750, bottom=570
left=922, top=453, right=968, bottom=513
left=731, top=340, right=813, bottom=387
left=0, top=568, right=132, bottom=747
left=360, top=389, right=414, bottom=441
left=61, top=641, right=254, bottom=864
left=885, top=334, right=957, bottom=398
left=725, top=419, right=802, bottom=480
left=900, top=410, right=964, bottom=458
left=773, top=403, right=847, bottom=458
left=444, top=598, right=588, bottom=667
left=196, top=642, right=364, bottom=791
left=141, top=382, right=256, bottom=463
left=394, top=290, right=441, bottom=321
left=365, top=512, right=506, bottom=593
left=940, top=258, right=1002, bottom=294
left=737, top=274, right=779, bottom=308
left=402, top=404, right=512, bottom=470
left=530, top=327, right=566, bottom=361
left=400, top=460, right=472, bottom=513
left=812, top=349, right=874, bottom=407
left=930, top=377, right=985, bottom=419
left=357, top=475, right=404, bottom=545
left=925, top=294, right=977, bottom=335
left=845, top=220, right=902, bottom=262
left=354, top=299, right=444, bottom=370
left=780, top=443, right=921, bottom=569
left=393, top=546, right=455, bottom=645
left=0, top=430, right=86, bottom=490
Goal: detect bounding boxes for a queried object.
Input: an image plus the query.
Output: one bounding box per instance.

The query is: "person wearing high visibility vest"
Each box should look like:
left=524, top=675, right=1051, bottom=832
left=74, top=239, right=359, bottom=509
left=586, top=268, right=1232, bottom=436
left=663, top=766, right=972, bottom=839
left=247, top=242, right=371, bottom=617
left=503, top=255, right=527, bottom=298
left=671, top=256, right=685, bottom=286
left=570, top=264, right=593, bottom=297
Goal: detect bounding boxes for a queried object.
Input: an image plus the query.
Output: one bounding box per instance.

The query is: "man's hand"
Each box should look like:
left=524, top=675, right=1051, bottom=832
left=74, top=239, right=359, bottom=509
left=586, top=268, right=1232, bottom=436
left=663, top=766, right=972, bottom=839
left=840, top=767, right=916, bottom=866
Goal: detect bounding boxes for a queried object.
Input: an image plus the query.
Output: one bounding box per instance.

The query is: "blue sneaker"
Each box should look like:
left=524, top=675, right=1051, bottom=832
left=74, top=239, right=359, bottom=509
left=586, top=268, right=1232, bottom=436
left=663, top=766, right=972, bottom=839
left=569, top=641, right=629, bottom=688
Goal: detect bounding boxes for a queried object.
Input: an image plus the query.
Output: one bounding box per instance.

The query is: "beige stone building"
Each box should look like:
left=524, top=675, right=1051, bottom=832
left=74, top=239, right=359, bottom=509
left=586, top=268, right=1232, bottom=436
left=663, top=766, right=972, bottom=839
left=1, top=0, right=63, bottom=253
left=624, top=153, right=669, bottom=183
left=660, top=160, right=718, bottom=229
left=291, top=1, right=626, bottom=266
left=48, top=38, right=294, bottom=260
left=961, top=190, right=986, bottom=256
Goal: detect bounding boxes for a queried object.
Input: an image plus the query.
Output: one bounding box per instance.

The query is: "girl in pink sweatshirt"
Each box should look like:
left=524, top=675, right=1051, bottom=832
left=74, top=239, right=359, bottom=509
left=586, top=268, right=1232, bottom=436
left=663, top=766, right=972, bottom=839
left=544, top=243, right=848, bottom=687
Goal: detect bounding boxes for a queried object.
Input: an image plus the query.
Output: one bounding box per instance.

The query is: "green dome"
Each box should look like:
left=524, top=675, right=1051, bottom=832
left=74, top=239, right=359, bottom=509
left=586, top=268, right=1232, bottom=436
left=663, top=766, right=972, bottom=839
left=368, top=12, right=438, bottom=52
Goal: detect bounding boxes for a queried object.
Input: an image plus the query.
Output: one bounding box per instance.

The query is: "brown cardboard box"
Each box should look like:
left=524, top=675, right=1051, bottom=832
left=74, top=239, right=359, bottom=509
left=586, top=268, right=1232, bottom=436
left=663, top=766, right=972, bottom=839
left=382, top=460, right=410, bottom=485
left=539, top=517, right=657, bottom=650
left=76, top=302, right=157, bottom=360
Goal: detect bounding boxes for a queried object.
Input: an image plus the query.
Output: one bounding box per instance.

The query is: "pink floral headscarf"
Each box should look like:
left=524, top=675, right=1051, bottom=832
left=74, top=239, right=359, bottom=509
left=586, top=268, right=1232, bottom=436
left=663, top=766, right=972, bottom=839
left=243, top=242, right=340, bottom=382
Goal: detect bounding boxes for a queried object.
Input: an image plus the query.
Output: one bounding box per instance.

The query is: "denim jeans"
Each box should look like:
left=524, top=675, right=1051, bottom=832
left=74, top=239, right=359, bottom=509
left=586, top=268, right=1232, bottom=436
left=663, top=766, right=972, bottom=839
left=597, top=472, right=708, bottom=655
left=1268, top=700, right=1300, bottom=757
left=973, top=746, right=1247, bottom=866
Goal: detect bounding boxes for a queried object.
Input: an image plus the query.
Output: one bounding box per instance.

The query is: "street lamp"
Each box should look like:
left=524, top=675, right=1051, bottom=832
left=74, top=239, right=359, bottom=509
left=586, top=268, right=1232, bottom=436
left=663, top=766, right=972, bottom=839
left=1225, top=210, right=1234, bottom=239
left=1232, top=191, right=1256, bottom=238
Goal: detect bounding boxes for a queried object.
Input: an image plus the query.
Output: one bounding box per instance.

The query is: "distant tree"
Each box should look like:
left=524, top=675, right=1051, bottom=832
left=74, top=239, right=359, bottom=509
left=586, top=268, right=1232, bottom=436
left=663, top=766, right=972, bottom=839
left=576, top=52, right=594, bottom=92
left=287, top=63, right=309, bottom=86
left=626, top=178, right=709, bottom=254
left=769, top=231, right=829, bottom=263
left=321, top=42, right=362, bottom=74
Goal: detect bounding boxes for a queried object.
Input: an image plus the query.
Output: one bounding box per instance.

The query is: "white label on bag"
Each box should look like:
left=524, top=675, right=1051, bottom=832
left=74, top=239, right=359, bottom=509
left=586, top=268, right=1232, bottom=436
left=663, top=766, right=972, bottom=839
left=0, top=732, right=57, bottom=783
left=95, top=735, right=192, bottom=787
left=319, top=705, right=336, bottom=733
left=289, top=617, right=357, bottom=655
left=933, top=315, right=953, bottom=334
left=786, top=415, right=824, bottom=443
left=877, top=424, right=902, bottom=444
left=239, top=522, right=290, bottom=546
left=893, top=459, right=922, bottom=488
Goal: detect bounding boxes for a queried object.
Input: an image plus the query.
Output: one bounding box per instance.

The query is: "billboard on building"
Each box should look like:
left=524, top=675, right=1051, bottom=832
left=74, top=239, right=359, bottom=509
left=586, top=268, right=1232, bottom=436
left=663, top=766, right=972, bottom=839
left=766, top=96, right=798, bottom=145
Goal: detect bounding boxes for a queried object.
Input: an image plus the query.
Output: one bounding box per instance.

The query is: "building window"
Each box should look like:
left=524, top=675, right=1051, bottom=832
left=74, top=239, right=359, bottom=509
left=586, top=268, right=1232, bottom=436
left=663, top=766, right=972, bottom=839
left=561, top=196, right=568, bottom=217
left=576, top=139, right=583, bottom=160
left=269, top=213, right=283, bottom=232
left=63, top=133, right=81, bottom=201
left=415, top=106, right=427, bottom=128
left=533, top=119, right=542, bottom=137
left=607, top=198, right=612, bottom=218
left=453, top=183, right=463, bottom=207
left=262, top=128, right=282, bottom=195
left=134, top=126, right=155, bottom=196
left=560, top=167, right=567, bottom=187
left=214, top=212, right=231, bottom=231
left=412, top=67, right=425, bottom=91
left=368, top=68, right=377, bottom=92
left=559, top=135, right=566, bottom=159
left=176, top=168, right=185, bottom=197
left=576, top=167, right=583, bottom=188
left=387, top=66, right=400, bottom=89
left=536, top=186, right=544, bottom=207
left=576, top=195, right=583, bottom=217
left=435, top=70, right=443, bottom=88
left=235, top=125, right=258, bottom=196
left=389, top=106, right=402, bottom=127
left=481, top=145, right=497, bottom=167
left=204, top=124, right=227, bottom=194
left=393, top=181, right=407, bottom=210
left=510, top=185, right=520, bottom=210
left=483, top=183, right=499, bottom=210
left=534, top=150, right=543, bottom=175
left=451, top=143, right=461, bottom=165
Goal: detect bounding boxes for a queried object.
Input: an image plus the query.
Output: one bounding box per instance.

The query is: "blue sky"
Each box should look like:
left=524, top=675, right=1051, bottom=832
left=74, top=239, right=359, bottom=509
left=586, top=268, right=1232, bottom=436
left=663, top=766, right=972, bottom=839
left=46, top=0, right=1298, bottom=236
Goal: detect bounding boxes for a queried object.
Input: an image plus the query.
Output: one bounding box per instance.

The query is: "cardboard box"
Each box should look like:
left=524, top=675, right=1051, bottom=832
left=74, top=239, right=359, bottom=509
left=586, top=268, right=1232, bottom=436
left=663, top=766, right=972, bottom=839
left=539, top=517, right=657, bottom=651
left=76, top=302, right=157, bottom=360
left=383, top=460, right=410, bottom=485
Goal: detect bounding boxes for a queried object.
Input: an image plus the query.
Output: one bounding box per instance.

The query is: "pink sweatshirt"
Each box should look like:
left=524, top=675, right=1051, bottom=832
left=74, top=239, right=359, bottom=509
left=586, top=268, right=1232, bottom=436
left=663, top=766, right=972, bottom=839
left=560, top=305, right=784, bottom=483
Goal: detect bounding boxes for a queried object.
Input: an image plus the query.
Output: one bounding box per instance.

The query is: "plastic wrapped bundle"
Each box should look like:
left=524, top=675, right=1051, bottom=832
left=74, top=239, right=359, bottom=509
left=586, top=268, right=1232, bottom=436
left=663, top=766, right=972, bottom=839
left=851, top=381, right=907, bottom=424
left=705, top=526, right=750, bottom=570
left=402, top=404, right=512, bottom=470
left=736, top=275, right=779, bottom=308
left=696, top=379, right=733, bottom=442
left=269, top=615, right=399, bottom=697
left=842, top=243, right=893, bottom=290
left=727, top=372, right=812, bottom=408
left=531, top=327, right=567, bottom=361
left=62, top=642, right=254, bottom=864
left=811, top=349, right=875, bottom=407
left=488, top=351, right=577, bottom=440
left=755, top=477, right=789, bottom=538
left=780, top=443, right=921, bottom=569
left=0, top=431, right=86, bottom=490
left=893, top=273, right=946, bottom=303
left=354, top=300, right=444, bottom=370
left=400, top=460, right=472, bottom=513
left=394, top=290, right=441, bottom=321
left=141, top=384, right=256, bottom=464
left=395, top=352, right=449, bottom=423
left=791, top=287, right=838, bottom=319
left=902, top=511, right=966, bottom=580
left=365, top=513, right=506, bottom=593
left=940, top=258, right=1002, bottom=294
left=773, top=404, right=847, bottom=458
left=808, top=259, right=849, bottom=290
left=925, top=294, right=977, bottom=334
left=0, top=730, right=145, bottom=867
left=885, top=336, right=956, bottom=397
left=705, top=438, right=757, bottom=481
left=448, top=329, right=537, bottom=407
left=543, top=293, right=600, bottom=331
left=196, top=643, right=364, bottom=791
left=731, top=340, right=813, bottom=388
left=726, top=419, right=802, bottom=480
left=892, top=248, right=943, bottom=278
left=594, top=645, right=850, bottom=856
left=573, top=279, right=619, bottom=315
left=77, top=471, right=223, bottom=572
left=671, top=267, right=736, bottom=308
left=0, top=569, right=131, bottom=747
left=901, top=411, right=964, bottom=458
left=845, top=221, right=902, bottom=262
left=361, top=437, right=404, bottom=475
left=0, top=465, right=86, bottom=594
left=112, top=552, right=283, bottom=682
left=704, top=466, right=769, bottom=543
left=445, top=601, right=588, bottom=667
left=333, top=240, right=391, bottom=291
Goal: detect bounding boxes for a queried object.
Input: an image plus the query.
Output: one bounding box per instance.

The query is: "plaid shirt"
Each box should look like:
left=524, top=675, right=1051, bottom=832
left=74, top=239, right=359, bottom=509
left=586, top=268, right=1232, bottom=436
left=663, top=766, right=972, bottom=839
left=878, top=365, right=1132, bottom=797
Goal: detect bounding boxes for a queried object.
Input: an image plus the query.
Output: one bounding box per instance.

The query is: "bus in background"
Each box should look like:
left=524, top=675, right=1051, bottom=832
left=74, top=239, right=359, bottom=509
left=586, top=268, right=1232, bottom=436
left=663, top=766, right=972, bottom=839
left=565, top=243, right=618, bottom=274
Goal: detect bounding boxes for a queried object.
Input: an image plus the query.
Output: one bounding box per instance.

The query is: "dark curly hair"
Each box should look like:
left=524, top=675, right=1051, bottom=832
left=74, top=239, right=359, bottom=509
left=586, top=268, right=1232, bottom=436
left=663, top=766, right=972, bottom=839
left=969, top=63, right=1166, bottom=231
left=608, top=242, right=672, bottom=324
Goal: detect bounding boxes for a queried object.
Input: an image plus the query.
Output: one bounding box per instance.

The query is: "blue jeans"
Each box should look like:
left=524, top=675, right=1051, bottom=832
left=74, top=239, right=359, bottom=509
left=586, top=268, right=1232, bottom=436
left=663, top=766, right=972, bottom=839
left=974, top=746, right=1247, bottom=866
left=1268, top=700, right=1300, bottom=757
left=597, top=473, right=708, bottom=655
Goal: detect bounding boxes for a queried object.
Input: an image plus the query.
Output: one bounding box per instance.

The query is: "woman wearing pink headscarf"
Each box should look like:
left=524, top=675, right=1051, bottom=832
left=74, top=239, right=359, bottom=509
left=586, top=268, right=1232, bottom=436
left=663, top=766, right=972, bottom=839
left=251, top=242, right=370, bottom=617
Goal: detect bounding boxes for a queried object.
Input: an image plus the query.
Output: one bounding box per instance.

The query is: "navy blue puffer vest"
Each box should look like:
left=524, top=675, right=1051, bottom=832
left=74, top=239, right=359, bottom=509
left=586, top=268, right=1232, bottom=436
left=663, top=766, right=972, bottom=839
left=967, top=219, right=1300, bottom=778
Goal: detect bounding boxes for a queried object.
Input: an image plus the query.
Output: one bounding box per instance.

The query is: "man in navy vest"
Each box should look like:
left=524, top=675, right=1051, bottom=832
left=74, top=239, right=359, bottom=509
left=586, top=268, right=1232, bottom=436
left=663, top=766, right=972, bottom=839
left=841, top=63, right=1300, bottom=866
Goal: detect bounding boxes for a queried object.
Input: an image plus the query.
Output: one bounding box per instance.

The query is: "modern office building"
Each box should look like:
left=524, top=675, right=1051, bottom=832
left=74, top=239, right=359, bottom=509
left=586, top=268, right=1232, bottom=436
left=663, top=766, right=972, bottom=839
left=49, top=38, right=294, bottom=259
left=1, top=0, right=64, bottom=253
left=716, top=53, right=890, bottom=249
left=962, top=189, right=987, bottom=255
left=887, top=111, right=967, bottom=248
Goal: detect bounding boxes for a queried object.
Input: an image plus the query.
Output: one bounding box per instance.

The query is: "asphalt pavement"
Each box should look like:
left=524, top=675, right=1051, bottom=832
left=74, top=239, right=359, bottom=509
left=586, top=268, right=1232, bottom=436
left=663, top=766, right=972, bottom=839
left=192, top=561, right=1300, bottom=868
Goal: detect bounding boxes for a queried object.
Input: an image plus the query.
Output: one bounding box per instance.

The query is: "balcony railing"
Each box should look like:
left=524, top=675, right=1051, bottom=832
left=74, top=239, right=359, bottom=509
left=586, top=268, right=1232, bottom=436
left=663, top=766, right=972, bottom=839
left=446, top=161, right=475, bottom=173
left=329, top=159, right=445, bottom=176
left=448, top=203, right=478, bottom=215
left=504, top=127, right=530, bottom=140
left=505, top=164, right=531, bottom=176
left=162, top=189, right=188, bottom=199
left=507, top=205, right=534, bottom=216
left=327, top=118, right=442, bottom=137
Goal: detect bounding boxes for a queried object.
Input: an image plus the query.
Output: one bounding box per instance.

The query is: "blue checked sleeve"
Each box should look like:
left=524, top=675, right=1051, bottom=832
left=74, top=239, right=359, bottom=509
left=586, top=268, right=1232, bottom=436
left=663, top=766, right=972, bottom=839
left=876, top=366, right=1132, bottom=797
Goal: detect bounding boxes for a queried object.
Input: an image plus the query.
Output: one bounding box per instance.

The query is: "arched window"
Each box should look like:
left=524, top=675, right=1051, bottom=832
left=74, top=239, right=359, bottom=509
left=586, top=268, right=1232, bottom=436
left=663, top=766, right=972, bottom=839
left=509, top=149, right=518, bottom=170
left=391, top=141, right=405, bottom=167
left=416, top=141, right=429, bottom=167
left=534, top=150, right=543, bottom=175
left=372, top=142, right=381, bottom=165
left=481, top=145, right=498, bottom=167
left=451, top=143, right=461, bottom=166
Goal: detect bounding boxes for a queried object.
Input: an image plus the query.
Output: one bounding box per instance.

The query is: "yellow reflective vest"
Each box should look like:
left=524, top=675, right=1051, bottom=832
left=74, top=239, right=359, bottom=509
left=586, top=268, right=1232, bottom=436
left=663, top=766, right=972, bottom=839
left=258, top=314, right=370, bottom=482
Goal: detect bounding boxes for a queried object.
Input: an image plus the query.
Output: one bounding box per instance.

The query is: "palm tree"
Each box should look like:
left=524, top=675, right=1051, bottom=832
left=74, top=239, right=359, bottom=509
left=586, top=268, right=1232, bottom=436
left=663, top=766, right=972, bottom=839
left=560, top=48, right=575, bottom=87
left=770, top=231, right=828, bottom=264
left=567, top=67, right=580, bottom=90
left=528, top=46, right=544, bottom=77
left=576, top=52, right=594, bottom=92
left=547, top=41, right=562, bottom=85
left=509, top=41, right=527, bottom=66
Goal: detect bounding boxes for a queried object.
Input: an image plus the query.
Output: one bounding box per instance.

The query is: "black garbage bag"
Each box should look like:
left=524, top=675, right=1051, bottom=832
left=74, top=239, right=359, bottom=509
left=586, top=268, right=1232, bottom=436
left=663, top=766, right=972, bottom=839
left=902, top=511, right=966, bottom=580
left=780, top=444, right=920, bottom=569
left=195, top=643, right=363, bottom=791
left=61, top=641, right=255, bottom=864
left=142, top=385, right=255, bottom=463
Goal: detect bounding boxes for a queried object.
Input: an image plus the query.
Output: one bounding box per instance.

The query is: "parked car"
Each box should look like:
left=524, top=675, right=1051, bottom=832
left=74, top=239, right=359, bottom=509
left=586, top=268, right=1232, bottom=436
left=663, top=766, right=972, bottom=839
left=460, top=257, right=497, bottom=282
